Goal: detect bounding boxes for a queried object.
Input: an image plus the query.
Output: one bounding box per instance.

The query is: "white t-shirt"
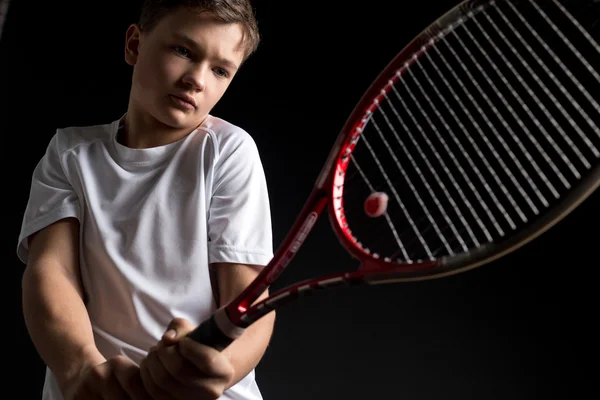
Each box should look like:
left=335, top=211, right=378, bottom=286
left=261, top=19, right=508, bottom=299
left=17, top=114, right=274, bottom=400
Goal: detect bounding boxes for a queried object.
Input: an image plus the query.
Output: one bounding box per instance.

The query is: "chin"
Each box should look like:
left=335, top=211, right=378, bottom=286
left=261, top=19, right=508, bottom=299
left=156, top=107, right=197, bottom=129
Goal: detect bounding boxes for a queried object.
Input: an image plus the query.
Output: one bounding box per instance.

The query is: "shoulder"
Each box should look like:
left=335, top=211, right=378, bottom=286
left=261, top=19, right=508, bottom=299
left=49, top=118, right=117, bottom=157
left=200, top=115, right=260, bottom=158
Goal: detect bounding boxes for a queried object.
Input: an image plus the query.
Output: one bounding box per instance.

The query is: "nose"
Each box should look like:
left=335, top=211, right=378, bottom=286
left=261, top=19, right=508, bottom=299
left=182, top=63, right=207, bottom=92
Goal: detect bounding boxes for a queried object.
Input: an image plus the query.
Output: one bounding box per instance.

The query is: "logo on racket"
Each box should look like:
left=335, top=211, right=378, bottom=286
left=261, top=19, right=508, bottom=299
left=266, top=212, right=319, bottom=283
left=290, top=212, right=318, bottom=253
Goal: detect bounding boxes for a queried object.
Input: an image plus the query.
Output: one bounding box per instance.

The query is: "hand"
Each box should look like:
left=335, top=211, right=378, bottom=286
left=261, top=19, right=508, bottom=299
left=140, top=318, right=235, bottom=400
left=63, top=356, right=150, bottom=400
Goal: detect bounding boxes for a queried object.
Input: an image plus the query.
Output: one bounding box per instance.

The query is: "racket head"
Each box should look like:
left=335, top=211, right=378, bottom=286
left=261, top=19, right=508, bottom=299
left=193, top=0, right=600, bottom=345
left=318, top=0, right=600, bottom=282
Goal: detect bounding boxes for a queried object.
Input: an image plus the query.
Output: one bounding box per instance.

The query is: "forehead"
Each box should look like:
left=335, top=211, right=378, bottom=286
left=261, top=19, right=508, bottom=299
left=149, top=7, right=244, bottom=49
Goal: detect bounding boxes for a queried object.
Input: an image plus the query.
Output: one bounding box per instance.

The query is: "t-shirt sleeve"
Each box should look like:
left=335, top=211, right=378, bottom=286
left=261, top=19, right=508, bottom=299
left=16, top=131, right=80, bottom=264
left=207, top=132, right=273, bottom=267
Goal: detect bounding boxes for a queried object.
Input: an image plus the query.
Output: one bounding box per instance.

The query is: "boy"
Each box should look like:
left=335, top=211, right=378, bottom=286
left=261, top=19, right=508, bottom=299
left=17, top=1, right=275, bottom=399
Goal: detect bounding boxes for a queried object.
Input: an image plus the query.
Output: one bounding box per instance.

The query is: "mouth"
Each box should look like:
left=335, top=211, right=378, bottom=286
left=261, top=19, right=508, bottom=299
left=170, top=94, right=196, bottom=110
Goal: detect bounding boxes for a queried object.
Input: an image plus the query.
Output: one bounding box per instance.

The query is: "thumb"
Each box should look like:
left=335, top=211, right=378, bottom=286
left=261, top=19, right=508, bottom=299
left=161, top=317, right=196, bottom=345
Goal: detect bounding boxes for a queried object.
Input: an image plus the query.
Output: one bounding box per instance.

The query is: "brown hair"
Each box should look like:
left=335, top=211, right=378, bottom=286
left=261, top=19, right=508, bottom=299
left=138, top=0, right=260, bottom=61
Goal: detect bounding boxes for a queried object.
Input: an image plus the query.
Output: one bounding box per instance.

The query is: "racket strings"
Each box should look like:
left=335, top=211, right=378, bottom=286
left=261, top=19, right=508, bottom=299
left=475, top=5, right=598, bottom=167
left=445, top=18, right=579, bottom=188
left=339, top=0, right=600, bottom=263
left=432, top=34, right=567, bottom=198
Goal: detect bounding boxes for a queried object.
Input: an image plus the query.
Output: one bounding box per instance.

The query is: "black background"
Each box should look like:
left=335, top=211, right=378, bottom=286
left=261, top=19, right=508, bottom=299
left=1, top=1, right=595, bottom=399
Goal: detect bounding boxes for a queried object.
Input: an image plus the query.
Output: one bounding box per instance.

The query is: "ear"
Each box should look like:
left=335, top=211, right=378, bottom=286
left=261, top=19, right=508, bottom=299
left=125, top=24, right=142, bottom=66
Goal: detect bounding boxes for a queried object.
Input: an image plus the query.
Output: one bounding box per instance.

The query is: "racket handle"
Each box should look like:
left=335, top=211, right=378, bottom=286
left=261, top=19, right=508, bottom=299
left=187, top=307, right=245, bottom=351
left=187, top=315, right=233, bottom=351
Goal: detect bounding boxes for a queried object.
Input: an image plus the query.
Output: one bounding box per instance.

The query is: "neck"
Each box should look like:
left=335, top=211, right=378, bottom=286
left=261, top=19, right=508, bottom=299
left=119, top=102, right=203, bottom=149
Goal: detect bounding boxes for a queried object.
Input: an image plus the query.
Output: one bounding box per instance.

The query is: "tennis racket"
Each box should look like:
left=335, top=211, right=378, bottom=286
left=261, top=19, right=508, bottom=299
left=189, top=0, right=600, bottom=350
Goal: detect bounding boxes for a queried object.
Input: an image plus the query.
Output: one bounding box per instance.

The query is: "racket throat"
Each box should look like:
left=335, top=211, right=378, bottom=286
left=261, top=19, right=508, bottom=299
left=214, top=306, right=246, bottom=340
left=359, top=260, right=382, bottom=271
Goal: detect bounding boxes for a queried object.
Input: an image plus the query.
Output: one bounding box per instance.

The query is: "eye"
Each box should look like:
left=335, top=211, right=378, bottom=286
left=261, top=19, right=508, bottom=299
left=213, top=67, right=230, bottom=78
left=173, top=46, right=191, bottom=57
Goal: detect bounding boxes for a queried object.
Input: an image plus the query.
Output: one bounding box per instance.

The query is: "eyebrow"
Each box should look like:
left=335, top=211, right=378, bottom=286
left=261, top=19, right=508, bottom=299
left=171, top=32, right=240, bottom=71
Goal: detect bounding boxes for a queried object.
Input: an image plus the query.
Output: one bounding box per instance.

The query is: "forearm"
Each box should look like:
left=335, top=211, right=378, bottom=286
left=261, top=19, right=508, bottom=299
left=22, top=262, right=105, bottom=391
left=222, top=311, right=275, bottom=388
left=212, top=262, right=276, bottom=388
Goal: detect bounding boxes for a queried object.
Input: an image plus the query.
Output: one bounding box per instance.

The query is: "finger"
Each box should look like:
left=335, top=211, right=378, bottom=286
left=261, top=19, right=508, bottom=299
left=139, top=350, right=180, bottom=400
left=155, top=345, right=229, bottom=399
left=112, top=356, right=152, bottom=400
left=161, top=317, right=196, bottom=345
left=154, top=343, right=198, bottom=387
left=160, top=329, right=178, bottom=346
left=156, top=345, right=219, bottom=398
left=100, top=373, right=130, bottom=400
left=178, top=338, right=234, bottom=380
left=155, top=341, right=225, bottom=391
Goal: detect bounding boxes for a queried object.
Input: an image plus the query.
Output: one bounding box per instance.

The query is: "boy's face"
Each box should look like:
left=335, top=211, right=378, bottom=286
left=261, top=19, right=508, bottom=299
left=125, top=7, right=245, bottom=130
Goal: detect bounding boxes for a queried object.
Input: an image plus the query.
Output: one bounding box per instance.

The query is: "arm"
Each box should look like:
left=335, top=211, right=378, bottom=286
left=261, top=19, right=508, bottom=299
left=22, top=218, right=148, bottom=400
left=21, top=218, right=105, bottom=391
left=212, top=262, right=275, bottom=388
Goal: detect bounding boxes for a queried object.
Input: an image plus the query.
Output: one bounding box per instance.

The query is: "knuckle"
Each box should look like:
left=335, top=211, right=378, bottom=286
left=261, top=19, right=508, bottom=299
left=202, top=353, right=219, bottom=372
left=111, top=355, right=129, bottom=367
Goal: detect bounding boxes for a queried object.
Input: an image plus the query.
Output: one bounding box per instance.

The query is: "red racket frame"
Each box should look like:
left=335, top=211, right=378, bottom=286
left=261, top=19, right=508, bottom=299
left=220, top=2, right=480, bottom=329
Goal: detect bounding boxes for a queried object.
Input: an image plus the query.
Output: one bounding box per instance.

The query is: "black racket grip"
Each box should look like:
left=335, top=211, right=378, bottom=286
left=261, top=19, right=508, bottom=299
left=187, top=314, right=234, bottom=351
